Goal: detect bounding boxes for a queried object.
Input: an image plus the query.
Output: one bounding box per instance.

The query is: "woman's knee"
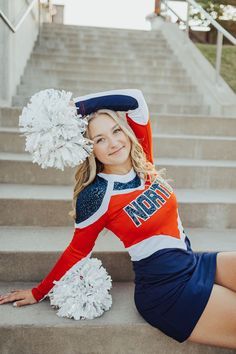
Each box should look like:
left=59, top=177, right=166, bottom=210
left=187, top=284, right=236, bottom=349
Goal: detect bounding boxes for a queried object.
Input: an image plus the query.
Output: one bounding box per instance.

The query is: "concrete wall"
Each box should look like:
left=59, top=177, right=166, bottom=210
left=0, top=0, right=39, bottom=106
left=148, top=16, right=236, bottom=116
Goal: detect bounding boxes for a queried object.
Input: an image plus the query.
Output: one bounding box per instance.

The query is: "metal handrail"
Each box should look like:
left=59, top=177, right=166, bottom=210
left=0, top=0, right=40, bottom=33
left=160, top=0, right=236, bottom=84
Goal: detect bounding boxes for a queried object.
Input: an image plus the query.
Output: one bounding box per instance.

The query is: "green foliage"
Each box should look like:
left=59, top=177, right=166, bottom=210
left=190, top=1, right=236, bottom=23
left=196, top=43, right=236, bottom=92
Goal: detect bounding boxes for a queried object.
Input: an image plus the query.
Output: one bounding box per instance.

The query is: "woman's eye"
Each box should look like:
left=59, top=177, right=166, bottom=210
left=96, top=138, right=104, bottom=143
left=114, top=128, right=121, bottom=133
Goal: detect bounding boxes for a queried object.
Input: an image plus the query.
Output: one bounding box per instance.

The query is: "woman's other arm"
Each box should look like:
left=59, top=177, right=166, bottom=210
left=0, top=184, right=108, bottom=305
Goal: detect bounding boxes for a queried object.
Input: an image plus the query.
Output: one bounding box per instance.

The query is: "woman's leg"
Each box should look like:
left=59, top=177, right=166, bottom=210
left=187, top=252, right=236, bottom=349
left=187, top=284, right=236, bottom=348
left=214, top=251, right=236, bottom=292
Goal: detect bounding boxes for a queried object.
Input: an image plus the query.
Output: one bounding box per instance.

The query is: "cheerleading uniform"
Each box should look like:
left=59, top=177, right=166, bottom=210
left=31, top=89, right=218, bottom=343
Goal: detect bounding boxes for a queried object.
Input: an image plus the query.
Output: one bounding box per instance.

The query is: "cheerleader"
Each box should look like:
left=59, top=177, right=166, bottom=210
left=0, top=89, right=236, bottom=348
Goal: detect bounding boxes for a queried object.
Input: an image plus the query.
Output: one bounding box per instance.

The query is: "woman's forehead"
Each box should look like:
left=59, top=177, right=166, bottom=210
left=88, top=113, right=117, bottom=132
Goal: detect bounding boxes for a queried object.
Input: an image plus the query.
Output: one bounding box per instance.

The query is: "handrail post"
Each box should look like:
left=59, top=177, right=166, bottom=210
left=215, top=30, right=223, bottom=85
left=38, top=0, right=41, bottom=45
left=155, top=0, right=161, bottom=16
left=186, top=1, right=190, bottom=37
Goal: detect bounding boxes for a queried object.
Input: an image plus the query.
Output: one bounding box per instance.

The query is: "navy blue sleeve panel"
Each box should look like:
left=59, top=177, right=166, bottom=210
left=75, top=176, right=108, bottom=224
left=73, top=88, right=149, bottom=125
left=74, top=94, right=138, bottom=116
left=75, top=95, right=138, bottom=116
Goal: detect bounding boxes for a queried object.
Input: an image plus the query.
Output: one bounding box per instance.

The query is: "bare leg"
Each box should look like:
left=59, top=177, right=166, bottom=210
left=215, top=251, right=236, bottom=292
left=187, top=284, right=236, bottom=348
left=187, top=252, right=236, bottom=349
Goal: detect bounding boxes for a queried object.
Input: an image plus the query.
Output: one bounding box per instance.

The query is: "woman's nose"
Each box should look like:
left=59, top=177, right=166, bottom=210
left=108, top=137, right=120, bottom=148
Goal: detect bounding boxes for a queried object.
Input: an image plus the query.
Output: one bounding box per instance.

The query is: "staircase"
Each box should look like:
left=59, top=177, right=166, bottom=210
left=0, top=22, right=236, bottom=354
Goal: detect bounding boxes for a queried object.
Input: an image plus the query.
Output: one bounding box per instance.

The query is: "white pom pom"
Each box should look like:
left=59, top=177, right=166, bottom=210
left=19, top=89, right=94, bottom=170
left=47, top=257, right=112, bottom=320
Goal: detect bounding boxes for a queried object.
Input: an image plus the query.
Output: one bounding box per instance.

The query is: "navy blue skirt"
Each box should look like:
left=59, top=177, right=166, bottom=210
left=132, top=235, right=219, bottom=343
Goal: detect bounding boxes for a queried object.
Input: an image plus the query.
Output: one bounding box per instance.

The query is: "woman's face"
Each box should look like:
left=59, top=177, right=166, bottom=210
left=88, top=113, right=132, bottom=172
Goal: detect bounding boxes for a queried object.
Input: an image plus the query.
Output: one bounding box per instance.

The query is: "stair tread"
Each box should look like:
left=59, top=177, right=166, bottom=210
left=0, top=226, right=235, bottom=253
left=0, top=281, right=140, bottom=326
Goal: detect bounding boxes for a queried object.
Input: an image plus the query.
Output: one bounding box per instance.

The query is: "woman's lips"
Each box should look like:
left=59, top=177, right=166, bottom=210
left=109, top=146, right=124, bottom=155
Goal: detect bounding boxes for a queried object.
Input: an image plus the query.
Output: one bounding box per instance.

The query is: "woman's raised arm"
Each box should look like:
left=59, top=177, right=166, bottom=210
left=73, top=88, right=154, bottom=163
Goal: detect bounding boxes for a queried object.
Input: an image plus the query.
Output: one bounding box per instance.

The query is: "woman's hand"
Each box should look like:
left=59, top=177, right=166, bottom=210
left=69, top=100, right=75, bottom=107
left=0, top=289, right=37, bottom=307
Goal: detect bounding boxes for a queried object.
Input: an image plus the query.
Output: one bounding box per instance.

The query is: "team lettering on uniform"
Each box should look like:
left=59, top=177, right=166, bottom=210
left=123, top=179, right=173, bottom=227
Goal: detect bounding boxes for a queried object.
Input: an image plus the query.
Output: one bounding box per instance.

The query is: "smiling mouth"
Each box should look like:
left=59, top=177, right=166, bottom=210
left=109, top=146, right=124, bottom=155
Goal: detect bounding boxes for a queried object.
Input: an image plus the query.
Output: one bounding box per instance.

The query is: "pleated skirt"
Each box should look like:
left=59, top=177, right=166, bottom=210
left=132, top=235, right=219, bottom=343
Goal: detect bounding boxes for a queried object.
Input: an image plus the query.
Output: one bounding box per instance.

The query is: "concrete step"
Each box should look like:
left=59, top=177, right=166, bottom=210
left=40, top=27, right=164, bottom=40
left=1, top=129, right=235, bottom=161
left=0, top=226, right=235, bottom=282
left=26, top=59, right=184, bottom=73
left=30, top=51, right=175, bottom=65
left=151, top=114, right=236, bottom=136
left=0, top=184, right=235, bottom=228
left=39, top=34, right=164, bottom=48
left=1, top=108, right=235, bottom=136
left=1, top=281, right=233, bottom=354
left=11, top=95, right=211, bottom=114
left=34, top=42, right=171, bottom=54
left=17, top=79, right=200, bottom=98
left=17, top=77, right=196, bottom=94
left=1, top=153, right=236, bottom=188
left=35, top=41, right=170, bottom=54
left=14, top=78, right=204, bottom=104
left=22, top=73, right=197, bottom=94
left=32, top=49, right=174, bottom=62
left=15, top=85, right=205, bottom=106
left=41, top=24, right=164, bottom=39
left=23, top=67, right=191, bottom=86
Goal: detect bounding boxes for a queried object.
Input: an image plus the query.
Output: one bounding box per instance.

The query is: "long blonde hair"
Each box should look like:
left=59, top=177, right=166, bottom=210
left=68, top=109, right=169, bottom=220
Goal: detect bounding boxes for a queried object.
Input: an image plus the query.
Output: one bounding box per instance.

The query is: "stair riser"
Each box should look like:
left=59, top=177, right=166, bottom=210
left=19, top=77, right=191, bottom=92
left=1, top=199, right=235, bottom=228
left=1, top=132, right=235, bottom=160
left=1, top=108, right=235, bottom=136
left=40, top=28, right=165, bottom=37
left=24, top=67, right=197, bottom=94
left=30, top=52, right=180, bottom=65
left=19, top=78, right=198, bottom=94
left=23, top=68, right=189, bottom=83
left=15, top=87, right=204, bottom=105
left=27, top=60, right=184, bottom=73
left=0, top=251, right=133, bottom=282
left=31, top=51, right=173, bottom=61
left=34, top=43, right=170, bottom=54
left=11, top=96, right=210, bottom=115
left=155, top=137, right=236, bottom=160
left=1, top=160, right=236, bottom=188
left=3, top=326, right=227, bottom=354
left=40, top=31, right=165, bottom=41
left=151, top=118, right=236, bottom=137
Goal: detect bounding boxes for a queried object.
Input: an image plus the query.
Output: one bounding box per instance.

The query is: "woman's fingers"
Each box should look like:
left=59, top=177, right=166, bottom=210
left=0, top=292, right=24, bottom=304
left=0, top=289, right=22, bottom=298
left=0, top=289, right=37, bottom=306
left=13, top=299, right=30, bottom=307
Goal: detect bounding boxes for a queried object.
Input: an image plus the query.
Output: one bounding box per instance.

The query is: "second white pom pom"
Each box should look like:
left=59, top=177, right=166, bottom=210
left=47, top=257, right=113, bottom=320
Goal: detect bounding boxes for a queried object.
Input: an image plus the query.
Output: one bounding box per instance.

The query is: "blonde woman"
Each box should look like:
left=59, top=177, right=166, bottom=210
left=0, top=89, right=236, bottom=348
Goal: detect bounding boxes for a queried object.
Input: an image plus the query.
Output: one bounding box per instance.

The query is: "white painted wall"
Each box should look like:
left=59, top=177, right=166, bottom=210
left=0, top=0, right=39, bottom=106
